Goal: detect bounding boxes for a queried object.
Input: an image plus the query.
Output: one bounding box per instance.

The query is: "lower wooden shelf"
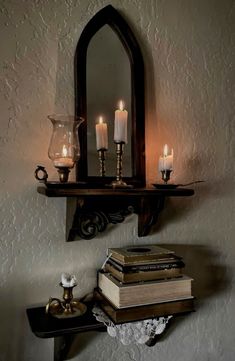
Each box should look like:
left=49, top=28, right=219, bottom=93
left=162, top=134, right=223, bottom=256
left=26, top=302, right=105, bottom=361
left=26, top=302, right=104, bottom=338
left=27, top=298, right=194, bottom=361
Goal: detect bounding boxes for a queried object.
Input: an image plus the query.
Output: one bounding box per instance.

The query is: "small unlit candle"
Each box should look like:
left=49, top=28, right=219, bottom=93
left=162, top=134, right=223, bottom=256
left=54, top=158, right=74, bottom=168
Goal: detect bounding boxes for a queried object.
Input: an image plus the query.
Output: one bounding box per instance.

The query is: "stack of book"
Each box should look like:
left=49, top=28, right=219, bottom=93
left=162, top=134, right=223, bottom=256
left=96, top=245, right=194, bottom=324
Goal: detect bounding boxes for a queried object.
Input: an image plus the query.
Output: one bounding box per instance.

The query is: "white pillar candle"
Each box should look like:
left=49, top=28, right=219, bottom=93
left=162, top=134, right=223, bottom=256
left=96, top=116, right=108, bottom=150
left=159, top=144, right=174, bottom=171
left=114, top=100, right=128, bottom=143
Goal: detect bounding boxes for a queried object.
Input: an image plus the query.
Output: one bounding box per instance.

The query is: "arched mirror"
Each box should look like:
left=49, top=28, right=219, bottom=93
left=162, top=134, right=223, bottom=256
left=75, top=5, right=145, bottom=187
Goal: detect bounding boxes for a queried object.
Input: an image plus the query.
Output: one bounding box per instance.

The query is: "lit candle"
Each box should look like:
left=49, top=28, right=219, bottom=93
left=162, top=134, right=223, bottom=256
left=158, top=156, right=164, bottom=172
left=114, top=100, right=128, bottom=143
left=163, top=144, right=170, bottom=157
left=53, top=145, right=74, bottom=168
left=159, top=144, right=174, bottom=171
left=96, top=116, right=108, bottom=150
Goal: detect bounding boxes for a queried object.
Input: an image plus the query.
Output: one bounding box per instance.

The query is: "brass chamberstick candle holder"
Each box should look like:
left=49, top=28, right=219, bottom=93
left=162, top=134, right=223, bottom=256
left=46, top=275, right=87, bottom=318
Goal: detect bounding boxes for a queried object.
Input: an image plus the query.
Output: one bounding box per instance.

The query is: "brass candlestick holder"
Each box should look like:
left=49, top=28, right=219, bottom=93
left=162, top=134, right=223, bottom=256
left=46, top=282, right=87, bottom=319
left=161, top=169, right=172, bottom=184
left=111, top=142, right=132, bottom=188
left=98, top=149, right=107, bottom=177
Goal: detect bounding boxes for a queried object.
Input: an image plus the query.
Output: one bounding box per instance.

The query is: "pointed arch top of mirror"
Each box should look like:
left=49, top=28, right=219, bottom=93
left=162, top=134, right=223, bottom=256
left=75, top=5, right=145, bottom=187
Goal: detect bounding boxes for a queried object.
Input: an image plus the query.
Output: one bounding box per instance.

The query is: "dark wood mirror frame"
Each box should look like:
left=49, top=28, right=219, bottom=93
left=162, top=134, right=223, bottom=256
left=74, top=5, right=145, bottom=187
left=35, top=6, right=195, bottom=243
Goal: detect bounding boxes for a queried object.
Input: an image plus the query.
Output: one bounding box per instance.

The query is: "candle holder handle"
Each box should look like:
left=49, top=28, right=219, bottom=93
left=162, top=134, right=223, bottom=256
left=35, top=165, right=48, bottom=182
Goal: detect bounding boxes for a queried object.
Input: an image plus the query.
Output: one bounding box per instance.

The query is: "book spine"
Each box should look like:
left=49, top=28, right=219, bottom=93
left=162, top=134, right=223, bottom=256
left=108, top=259, right=185, bottom=273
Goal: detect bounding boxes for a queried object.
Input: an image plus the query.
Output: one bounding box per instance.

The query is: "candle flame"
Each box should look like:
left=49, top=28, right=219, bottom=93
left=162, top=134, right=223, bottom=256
left=98, top=116, right=103, bottom=124
left=163, top=144, right=169, bottom=157
left=62, top=145, right=68, bottom=157
left=119, top=100, right=124, bottom=111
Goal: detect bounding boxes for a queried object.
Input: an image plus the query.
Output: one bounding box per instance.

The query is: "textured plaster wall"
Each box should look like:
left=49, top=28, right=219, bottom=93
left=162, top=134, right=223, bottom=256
left=0, top=0, right=234, bottom=360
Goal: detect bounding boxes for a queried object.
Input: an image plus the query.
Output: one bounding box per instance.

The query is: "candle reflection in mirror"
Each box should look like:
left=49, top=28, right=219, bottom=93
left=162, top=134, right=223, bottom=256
left=96, top=116, right=108, bottom=177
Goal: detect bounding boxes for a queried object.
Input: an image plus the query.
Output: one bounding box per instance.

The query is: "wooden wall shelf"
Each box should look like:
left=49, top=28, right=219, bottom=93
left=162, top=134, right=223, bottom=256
left=37, top=185, right=194, bottom=241
left=27, top=302, right=105, bottom=361
left=26, top=298, right=194, bottom=361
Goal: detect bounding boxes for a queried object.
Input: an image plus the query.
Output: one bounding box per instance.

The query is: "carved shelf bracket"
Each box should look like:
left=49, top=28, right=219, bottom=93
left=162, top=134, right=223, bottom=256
left=137, top=196, right=165, bottom=237
left=66, top=197, right=134, bottom=241
left=37, top=186, right=194, bottom=242
left=65, top=193, right=166, bottom=242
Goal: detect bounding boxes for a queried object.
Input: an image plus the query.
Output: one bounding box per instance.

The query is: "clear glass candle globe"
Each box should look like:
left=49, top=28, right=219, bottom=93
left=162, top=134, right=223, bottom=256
left=48, top=114, right=84, bottom=170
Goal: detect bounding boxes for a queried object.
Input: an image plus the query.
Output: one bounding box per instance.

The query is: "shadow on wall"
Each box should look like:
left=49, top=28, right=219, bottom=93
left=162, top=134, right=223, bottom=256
left=152, top=181, right=211, bottom=233
left=162, top=243, right=230, bottom=300
left=148, top=243, right=230, bottom=346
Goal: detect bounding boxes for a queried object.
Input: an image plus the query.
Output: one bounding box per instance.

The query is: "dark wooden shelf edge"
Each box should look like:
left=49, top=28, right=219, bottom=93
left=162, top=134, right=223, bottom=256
left=32, top=322, right=105, bottom=338
left=37, top=186, right=194, bottom=198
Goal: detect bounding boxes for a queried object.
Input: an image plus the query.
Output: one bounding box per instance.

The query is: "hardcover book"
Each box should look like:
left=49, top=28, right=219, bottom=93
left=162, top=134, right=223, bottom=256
left=94, top=289, right=194, bottom=324
left=104, top=262, right=184, bottom=283
left=98, top=272, right=193, bottom=309
left=107, top=255, right=184, bottom=272
left=107, top=245, right=174, bottom=265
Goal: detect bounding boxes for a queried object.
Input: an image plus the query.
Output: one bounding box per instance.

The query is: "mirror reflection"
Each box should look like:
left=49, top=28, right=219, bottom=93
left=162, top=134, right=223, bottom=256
left=86, top=25, right=132, bottom=177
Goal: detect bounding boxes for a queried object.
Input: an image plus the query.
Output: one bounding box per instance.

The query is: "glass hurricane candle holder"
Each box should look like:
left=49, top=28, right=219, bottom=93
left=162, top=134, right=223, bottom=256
left=48, top=114, right=84, bottom=182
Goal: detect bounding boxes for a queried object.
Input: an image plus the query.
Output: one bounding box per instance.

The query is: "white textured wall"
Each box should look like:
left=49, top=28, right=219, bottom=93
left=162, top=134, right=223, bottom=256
left=0, top=0, right=234, bottom=360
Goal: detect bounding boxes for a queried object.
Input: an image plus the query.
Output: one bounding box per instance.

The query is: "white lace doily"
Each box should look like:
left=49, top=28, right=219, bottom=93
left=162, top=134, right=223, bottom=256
left=92, top=305, right=172, bottom=345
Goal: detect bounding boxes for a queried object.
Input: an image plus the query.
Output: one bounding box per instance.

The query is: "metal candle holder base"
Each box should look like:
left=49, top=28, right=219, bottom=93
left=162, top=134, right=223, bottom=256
left=161, top=169, right=172, bottom=184
left=111, top=142, right=132, bottom=188
left=98, top=149, right=107, bottom=177
left=45, top=283, right=87, bottom=319
left=56, top=167, right=71, bottom=183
